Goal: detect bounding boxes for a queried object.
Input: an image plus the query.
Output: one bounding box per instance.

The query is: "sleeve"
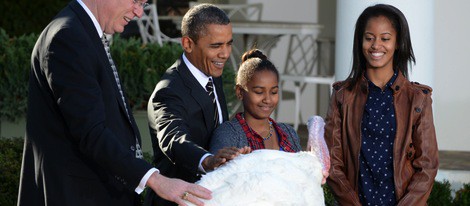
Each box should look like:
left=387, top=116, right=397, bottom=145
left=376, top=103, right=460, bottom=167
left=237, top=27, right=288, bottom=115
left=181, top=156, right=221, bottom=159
left=397, top=92, right=439, bottom=206
left=280, top=123, right=302, bottom=152
left=47, top=29, right=151, bottom=188
left=209, top=121, right=246, bottom=154
left=148, top=86, right=208, bottom=176
left=324, top=89, right=362, bottom=206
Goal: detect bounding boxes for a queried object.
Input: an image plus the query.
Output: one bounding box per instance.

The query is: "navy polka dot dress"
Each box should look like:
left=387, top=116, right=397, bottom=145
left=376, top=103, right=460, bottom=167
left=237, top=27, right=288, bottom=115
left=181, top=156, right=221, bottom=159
left=358, top=72, right=398, bottom=206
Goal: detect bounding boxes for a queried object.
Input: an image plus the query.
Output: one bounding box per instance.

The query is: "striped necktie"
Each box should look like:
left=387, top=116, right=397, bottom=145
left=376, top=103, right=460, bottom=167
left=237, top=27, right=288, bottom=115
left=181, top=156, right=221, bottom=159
left=101, top=34, right=143, bottom=159
left=206, top=78, right=219, bottom=128
left=101, top=35, right=128, bottom=115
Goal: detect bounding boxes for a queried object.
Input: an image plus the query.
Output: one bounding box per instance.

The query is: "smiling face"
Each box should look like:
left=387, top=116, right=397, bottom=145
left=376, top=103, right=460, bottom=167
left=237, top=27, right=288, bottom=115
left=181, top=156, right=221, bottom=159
left=182, top=23, right=233, bottom=77
left=99, top=0, right=145, bottom=34
left=237, top=70, right=279, bottom=120
left=362, top=15, right=397, bottom=72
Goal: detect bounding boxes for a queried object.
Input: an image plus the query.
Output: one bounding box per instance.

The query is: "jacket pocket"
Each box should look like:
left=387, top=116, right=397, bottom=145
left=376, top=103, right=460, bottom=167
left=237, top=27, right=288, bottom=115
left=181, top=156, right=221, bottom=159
left=403, top=143, right=416, bottom=180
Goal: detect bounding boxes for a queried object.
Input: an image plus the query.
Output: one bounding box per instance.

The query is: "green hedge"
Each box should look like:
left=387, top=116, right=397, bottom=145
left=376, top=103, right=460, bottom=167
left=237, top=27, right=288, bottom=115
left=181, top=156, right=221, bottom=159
left=0, top=137, right=24, bottom=205
left=454, top=183, right=470, bottom=206
left=0, top=29, right=237, bottom=122
left=0, top=0, right=69, bottom=36
left=428, top=179, right=453, bottom=206
left=0, top=30, right=37, bottom=122
left=110, top=36, right=183, bottom=110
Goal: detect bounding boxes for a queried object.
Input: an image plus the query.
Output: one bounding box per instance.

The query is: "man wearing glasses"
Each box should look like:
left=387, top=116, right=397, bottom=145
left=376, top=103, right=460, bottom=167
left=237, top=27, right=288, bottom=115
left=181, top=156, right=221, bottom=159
left=17, top=0, right=210, bottom=205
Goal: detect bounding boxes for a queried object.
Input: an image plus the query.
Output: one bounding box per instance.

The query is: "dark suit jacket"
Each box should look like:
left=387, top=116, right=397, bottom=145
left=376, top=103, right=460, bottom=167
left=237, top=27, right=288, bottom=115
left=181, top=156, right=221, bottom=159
left=18, top=2, right=152, bottom=205
left=145, top=58, right=229, bottom=205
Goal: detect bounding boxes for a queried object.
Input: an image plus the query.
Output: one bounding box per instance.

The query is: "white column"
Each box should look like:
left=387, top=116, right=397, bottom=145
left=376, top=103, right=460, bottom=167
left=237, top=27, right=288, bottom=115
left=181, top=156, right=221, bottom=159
left=335, top=0, right=435, bottom=86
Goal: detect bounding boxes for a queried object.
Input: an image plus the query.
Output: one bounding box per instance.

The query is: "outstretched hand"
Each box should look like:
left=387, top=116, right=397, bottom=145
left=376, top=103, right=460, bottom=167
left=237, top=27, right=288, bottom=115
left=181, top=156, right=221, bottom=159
left=147, top=171, right=212, bottom=206
left=202, top=146, right=252, bottom=171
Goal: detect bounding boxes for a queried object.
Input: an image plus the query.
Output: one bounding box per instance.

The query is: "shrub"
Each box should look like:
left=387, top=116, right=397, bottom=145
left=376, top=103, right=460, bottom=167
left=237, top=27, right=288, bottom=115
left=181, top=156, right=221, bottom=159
left=0, top=29, right=38, bottom=122
left=0, top=137, right=24, bottom=206
left=221, top=63, right=237, bottom=115
left=428, top=179, right=453, bottom=206
left=110, top=35, right=183, bottom=110
left=454, top=183, right=470, bottom=206
left=323, top=184, right=336, bottom=206
left=0, top=0, right=69, bottom=36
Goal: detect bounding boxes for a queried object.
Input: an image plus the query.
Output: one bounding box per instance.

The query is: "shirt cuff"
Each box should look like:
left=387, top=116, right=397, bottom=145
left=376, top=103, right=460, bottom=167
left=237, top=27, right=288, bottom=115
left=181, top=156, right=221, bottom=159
left=135, top=168, right=159, bottom=194
left=198, top=153, right=212, bottom=173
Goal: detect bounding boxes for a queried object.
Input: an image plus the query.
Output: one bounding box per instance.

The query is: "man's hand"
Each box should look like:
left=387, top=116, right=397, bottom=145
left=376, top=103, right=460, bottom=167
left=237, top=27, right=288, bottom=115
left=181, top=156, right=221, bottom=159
left=147, top=172, right=212, bottom=206
left=202, top=146, right=252, bottom=171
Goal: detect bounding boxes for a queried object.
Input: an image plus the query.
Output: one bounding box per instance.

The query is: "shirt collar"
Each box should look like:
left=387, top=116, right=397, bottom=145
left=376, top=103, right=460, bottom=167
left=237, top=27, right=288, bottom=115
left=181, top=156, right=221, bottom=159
left=365, top=70, right=398, bottom=91
left=77, top=0, right=103, bottom=38
left=385, top=71, right=398, bottom=89
left=182, top=53, right=211, bottom=89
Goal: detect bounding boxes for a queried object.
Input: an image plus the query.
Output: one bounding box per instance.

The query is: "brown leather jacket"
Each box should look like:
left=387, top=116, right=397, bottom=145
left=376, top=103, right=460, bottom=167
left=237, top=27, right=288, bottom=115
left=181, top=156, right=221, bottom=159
left=324, top=73, right=439, bottom=206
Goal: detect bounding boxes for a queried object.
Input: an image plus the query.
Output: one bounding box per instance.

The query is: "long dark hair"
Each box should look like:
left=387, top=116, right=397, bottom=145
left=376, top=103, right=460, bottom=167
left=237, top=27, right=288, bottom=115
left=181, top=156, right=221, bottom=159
left=347, top=4, right=415, bottom=89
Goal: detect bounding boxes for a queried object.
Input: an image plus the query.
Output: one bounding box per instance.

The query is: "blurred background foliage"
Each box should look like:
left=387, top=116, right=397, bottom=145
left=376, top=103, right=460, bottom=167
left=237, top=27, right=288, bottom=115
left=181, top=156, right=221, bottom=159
left=0, top=0, right=69, bottom=36
left=0, top=30, right=37, bottom=122
left=0, top=28, right=236, bottom=121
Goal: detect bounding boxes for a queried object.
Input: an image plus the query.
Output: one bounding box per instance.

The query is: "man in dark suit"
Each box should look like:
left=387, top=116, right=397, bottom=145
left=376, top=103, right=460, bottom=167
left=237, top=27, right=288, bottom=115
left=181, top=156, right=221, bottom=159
left=145, top=4, right=250, bottom=206
left=17, top=0, right=211, bottom=205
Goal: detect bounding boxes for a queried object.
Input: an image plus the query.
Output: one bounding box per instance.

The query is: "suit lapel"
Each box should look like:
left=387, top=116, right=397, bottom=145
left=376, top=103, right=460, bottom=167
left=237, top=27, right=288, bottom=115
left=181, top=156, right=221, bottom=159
left=70, top=1, right=103, bottom=53
left=176, top=59, right=217, bottom=132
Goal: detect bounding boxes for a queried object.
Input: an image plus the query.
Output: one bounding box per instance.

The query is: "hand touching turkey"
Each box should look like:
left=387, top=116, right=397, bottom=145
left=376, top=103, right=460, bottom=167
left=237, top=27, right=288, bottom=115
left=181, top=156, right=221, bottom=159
left=202, top=146, right=252, bottom=171
left=185, top=116, right=331, bottom=206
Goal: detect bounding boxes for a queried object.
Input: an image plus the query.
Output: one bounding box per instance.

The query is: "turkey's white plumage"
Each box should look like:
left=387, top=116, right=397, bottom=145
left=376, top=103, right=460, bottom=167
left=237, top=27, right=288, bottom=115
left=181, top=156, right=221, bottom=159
left=188, top=150, right=325, bottom=206
left=186, top=116, right=329, bottom=205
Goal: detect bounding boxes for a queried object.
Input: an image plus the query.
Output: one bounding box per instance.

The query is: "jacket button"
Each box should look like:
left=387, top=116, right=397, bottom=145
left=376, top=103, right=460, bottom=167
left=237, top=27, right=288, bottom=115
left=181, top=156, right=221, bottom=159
left=130, top=146, right=136, bottom=151
left=409, top=143, right=413, bottom=148
left=395, top=85, right=400, bottom=91
left=408, top=152, right=413, bottom=158
left=415, top=107, right=422, bottom=113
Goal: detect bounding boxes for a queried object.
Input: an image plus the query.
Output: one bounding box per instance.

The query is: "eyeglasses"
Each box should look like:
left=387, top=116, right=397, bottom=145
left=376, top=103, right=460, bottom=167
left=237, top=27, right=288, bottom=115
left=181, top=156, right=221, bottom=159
left=132, top=0, right=149, bottom=9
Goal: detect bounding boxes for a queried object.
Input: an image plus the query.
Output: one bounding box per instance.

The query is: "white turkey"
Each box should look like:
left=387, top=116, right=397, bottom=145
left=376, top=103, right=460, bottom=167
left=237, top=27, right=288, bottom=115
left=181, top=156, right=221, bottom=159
left=186, top=116, right=330, bottom=206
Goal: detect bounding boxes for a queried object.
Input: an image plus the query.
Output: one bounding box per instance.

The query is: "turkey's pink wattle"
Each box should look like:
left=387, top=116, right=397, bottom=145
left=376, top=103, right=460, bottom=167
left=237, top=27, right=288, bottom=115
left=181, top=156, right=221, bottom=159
left=307, top=115, right=331, bottom=174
